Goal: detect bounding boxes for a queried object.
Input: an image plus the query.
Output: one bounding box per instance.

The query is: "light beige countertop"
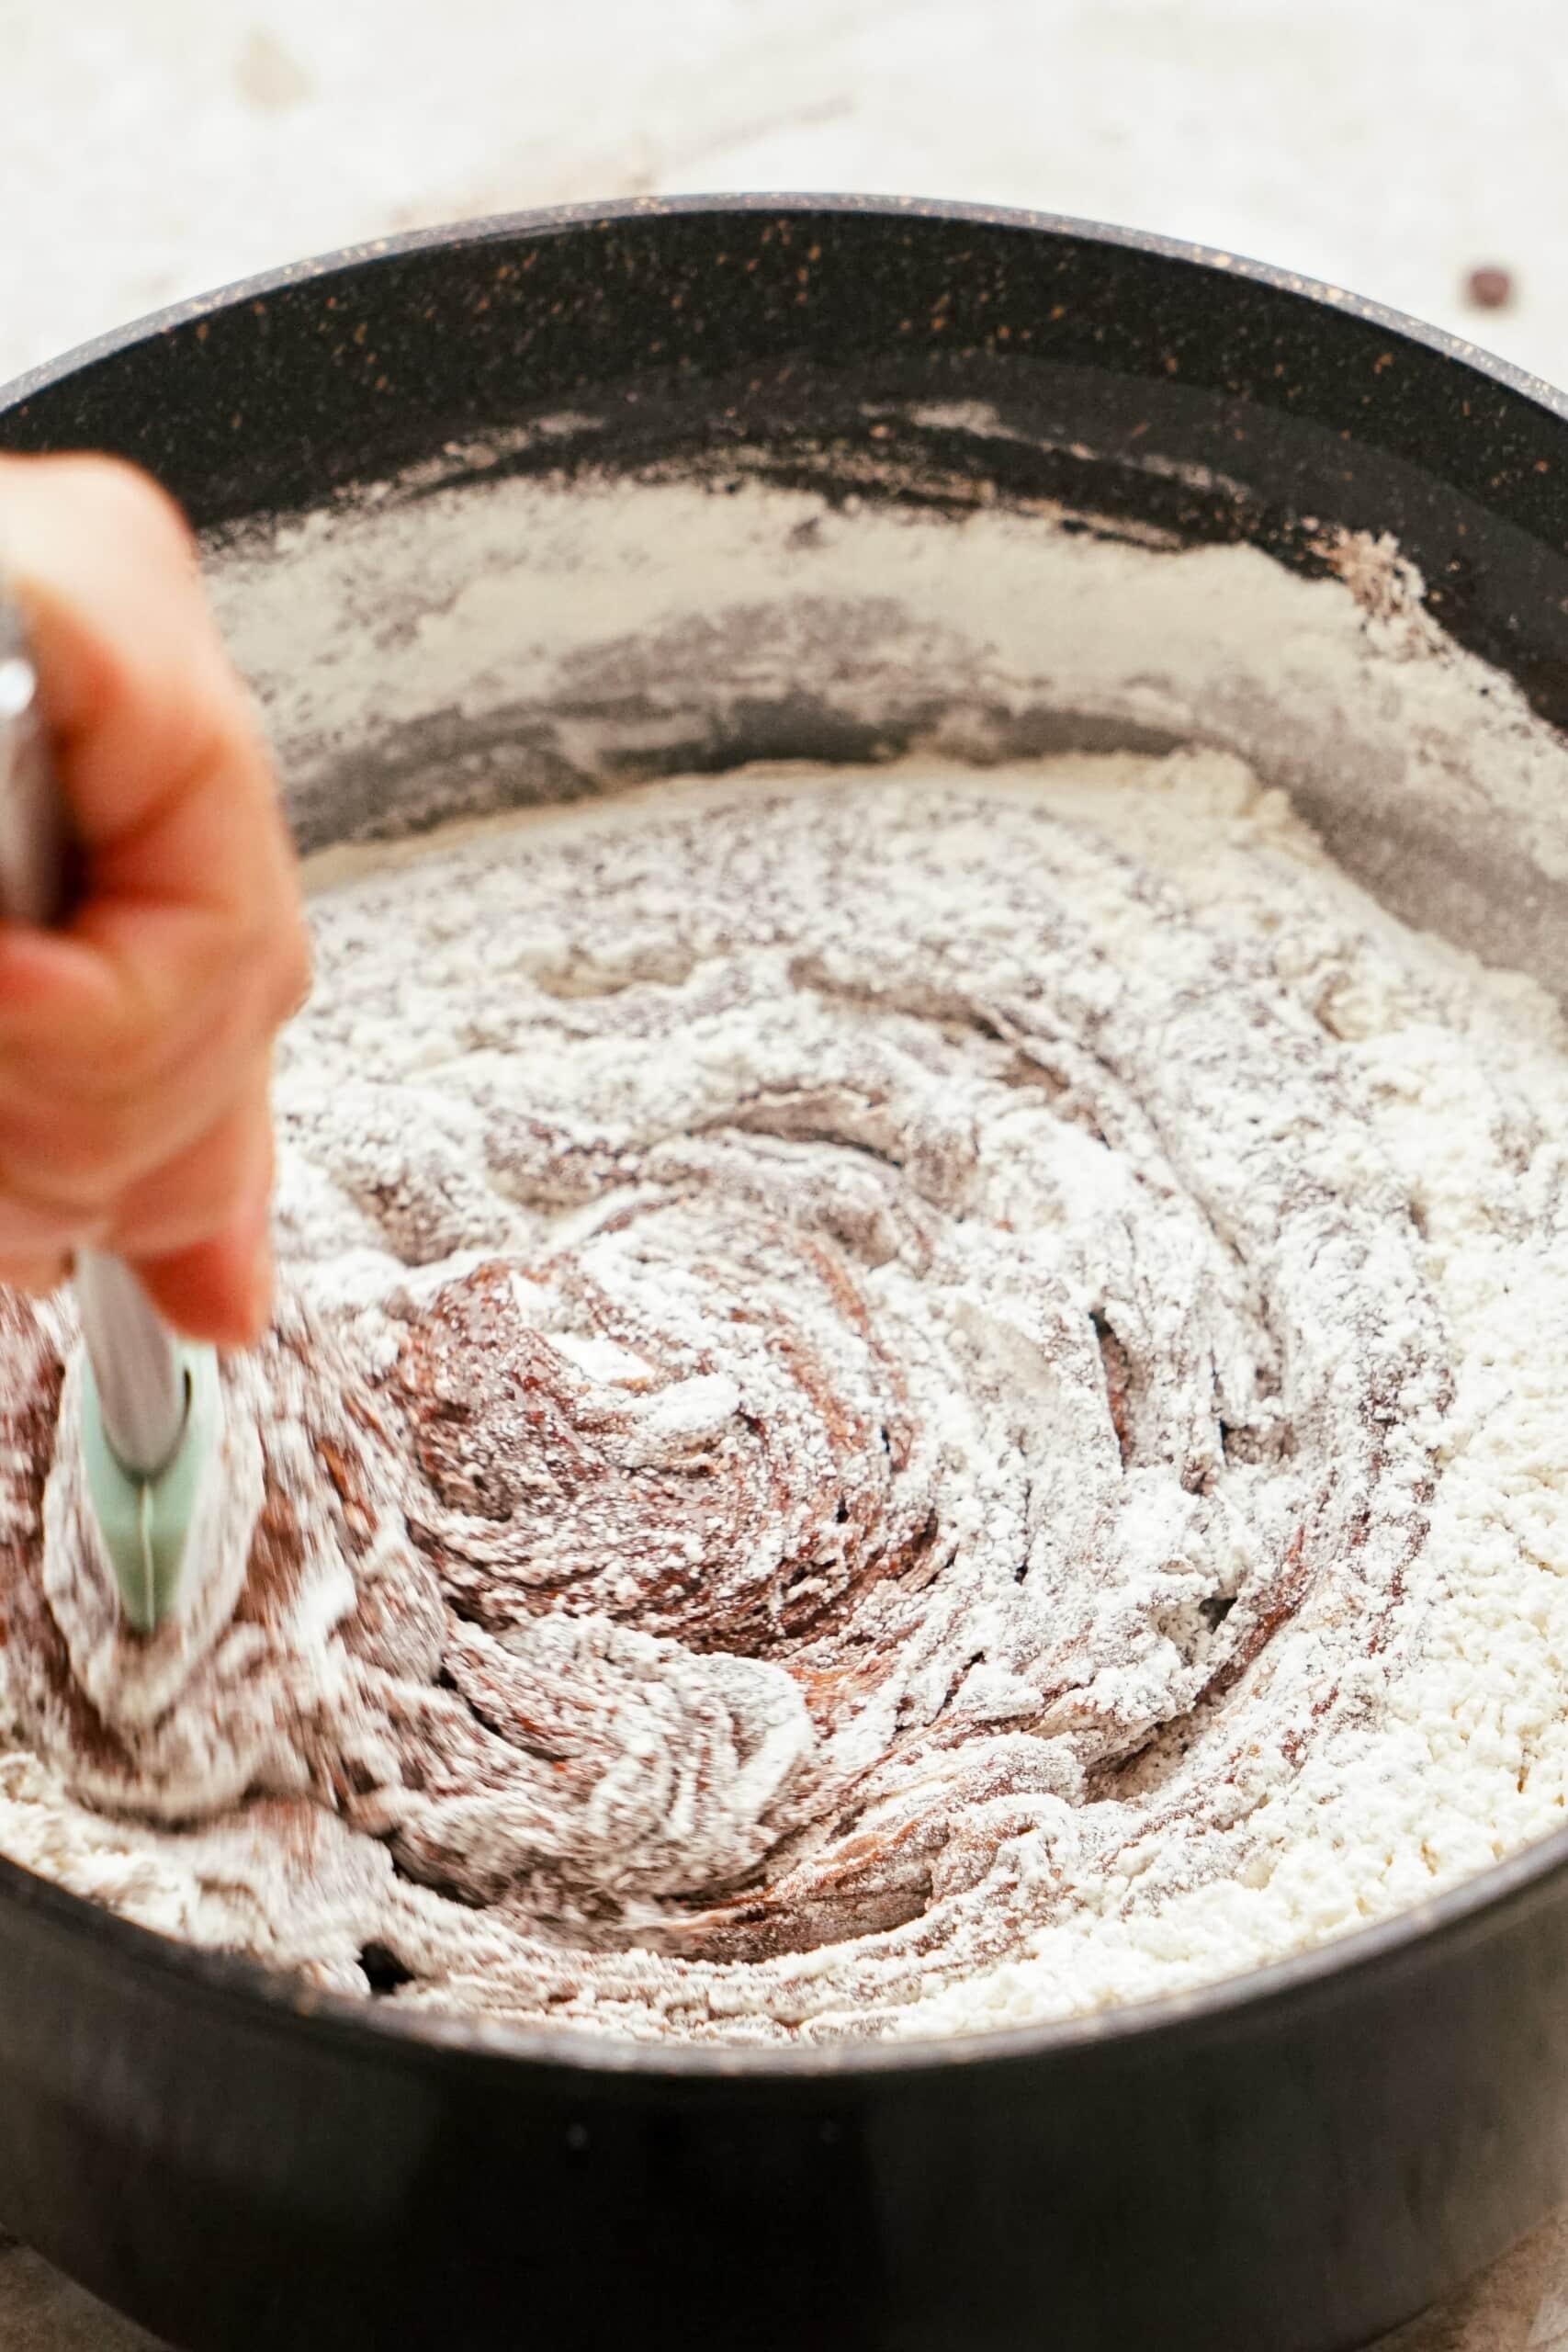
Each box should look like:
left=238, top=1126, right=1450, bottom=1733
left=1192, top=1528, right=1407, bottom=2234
left=4, top=5, right=1568, bottom=2344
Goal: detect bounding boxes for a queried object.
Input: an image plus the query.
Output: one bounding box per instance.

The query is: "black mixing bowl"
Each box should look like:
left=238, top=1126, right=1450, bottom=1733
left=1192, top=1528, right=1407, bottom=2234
left=4, top=198, right=1568, bottom=2352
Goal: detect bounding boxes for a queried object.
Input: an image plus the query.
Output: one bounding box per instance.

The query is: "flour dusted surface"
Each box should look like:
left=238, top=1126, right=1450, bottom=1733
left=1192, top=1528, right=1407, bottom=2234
left=2, top=749, right=1566, bottom=2045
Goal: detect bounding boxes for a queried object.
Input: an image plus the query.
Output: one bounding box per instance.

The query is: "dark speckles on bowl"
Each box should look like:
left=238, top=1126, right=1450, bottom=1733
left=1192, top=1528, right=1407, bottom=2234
left=6, top=200, right=1568, bottom=729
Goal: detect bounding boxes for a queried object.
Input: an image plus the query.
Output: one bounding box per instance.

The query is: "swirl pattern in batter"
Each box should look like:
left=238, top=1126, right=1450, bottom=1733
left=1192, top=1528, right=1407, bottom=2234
left=2, top=749, right=1566, bottom=2044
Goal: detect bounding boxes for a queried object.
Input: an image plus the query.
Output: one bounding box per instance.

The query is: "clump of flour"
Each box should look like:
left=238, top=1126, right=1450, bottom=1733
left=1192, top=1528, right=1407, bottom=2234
left=1, top=746, right=1566, bottom=2046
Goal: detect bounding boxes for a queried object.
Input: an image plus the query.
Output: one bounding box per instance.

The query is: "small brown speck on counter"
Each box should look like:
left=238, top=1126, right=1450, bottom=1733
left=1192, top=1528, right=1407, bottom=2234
left=1465, top=266, right=1516, bottom=311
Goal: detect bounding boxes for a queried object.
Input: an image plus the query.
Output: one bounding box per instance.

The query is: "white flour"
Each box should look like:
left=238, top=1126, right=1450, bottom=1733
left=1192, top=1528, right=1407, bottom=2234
left=2, top=747, right=1567, bottom=2046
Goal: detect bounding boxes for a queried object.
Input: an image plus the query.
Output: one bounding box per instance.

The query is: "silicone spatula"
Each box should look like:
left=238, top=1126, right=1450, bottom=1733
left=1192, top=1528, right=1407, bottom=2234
left=0, top=585, right=220, bottom=1634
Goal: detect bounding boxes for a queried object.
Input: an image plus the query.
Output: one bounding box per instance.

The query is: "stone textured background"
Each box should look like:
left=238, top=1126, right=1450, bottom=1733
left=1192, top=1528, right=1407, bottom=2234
left=4, top=3, right=1568, bottom=2344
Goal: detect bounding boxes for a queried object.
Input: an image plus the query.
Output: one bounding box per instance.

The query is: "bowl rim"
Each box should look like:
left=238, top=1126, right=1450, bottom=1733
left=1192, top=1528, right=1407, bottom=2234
left=5, top=191, right=1568, bottom=2086
left=5, top=190, right=1567, bottom=433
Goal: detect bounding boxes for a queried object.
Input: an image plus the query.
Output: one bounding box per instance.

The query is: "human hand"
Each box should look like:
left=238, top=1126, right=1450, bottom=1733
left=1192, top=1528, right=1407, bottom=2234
left=0, top=453, right=309, bottom=1346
